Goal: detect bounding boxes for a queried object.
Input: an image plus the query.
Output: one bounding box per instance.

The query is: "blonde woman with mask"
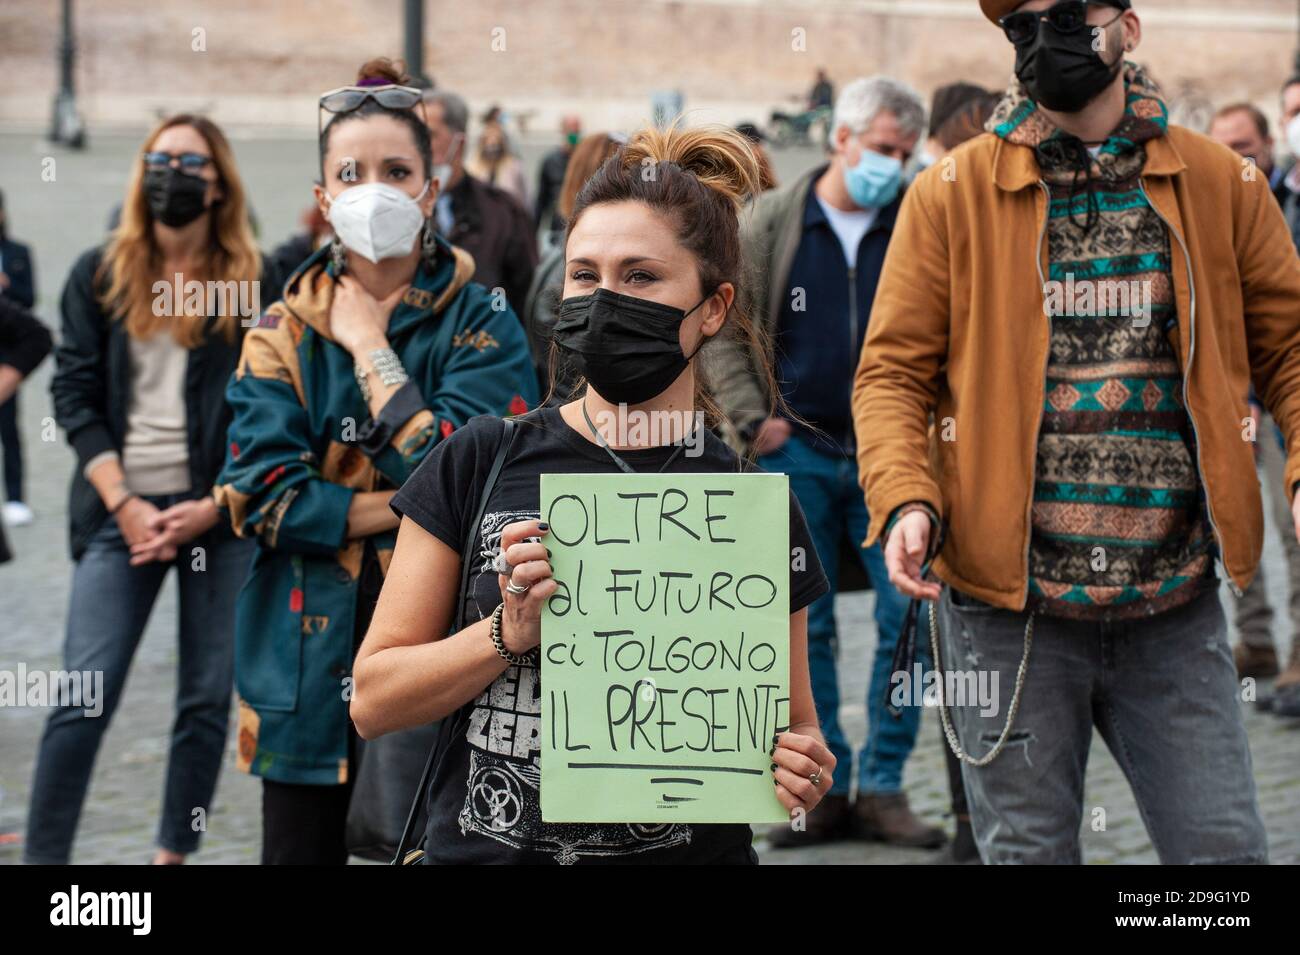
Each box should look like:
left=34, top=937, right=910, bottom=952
left=31, top=114, right=268, bottom=865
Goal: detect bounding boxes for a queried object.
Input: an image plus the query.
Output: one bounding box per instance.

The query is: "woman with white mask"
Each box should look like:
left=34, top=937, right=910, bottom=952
left=213, top=57, right=537, bottom=865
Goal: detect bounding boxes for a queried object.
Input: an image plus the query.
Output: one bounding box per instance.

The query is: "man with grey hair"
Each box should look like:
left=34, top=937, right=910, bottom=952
left=422, top=89, right=537, bottom=319
left=715, top=75, right=943, bottom=850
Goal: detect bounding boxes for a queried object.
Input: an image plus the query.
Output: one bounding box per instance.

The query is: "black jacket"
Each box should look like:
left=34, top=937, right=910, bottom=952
left=445, top=173, right=537, bottom=320
left=266, top=231, right=318, bottom=288
left=0, top=295, right=52, bottom=567
left=534, top=146, right=570, bottom=236
left=521, top=243, right=581, bottom=403
left=50, top=247, right=277, bottom=559
left=0, top=296, right=53, bottom=379
left=0, top=238, right=36, bottom=309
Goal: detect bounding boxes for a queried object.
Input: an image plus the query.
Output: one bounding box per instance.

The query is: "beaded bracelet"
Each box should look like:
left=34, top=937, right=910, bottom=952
left=490, top=602, right=537, bottom=666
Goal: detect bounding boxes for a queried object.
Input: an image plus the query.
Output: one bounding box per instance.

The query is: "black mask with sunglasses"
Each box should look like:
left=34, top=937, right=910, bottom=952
left=1001, top=0, right=1128, bottom=113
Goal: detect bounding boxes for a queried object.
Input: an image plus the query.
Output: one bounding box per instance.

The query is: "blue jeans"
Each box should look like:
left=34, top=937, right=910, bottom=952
left=760, top=433, right=922, bottom=796
left=938, top=584, right=1268, bottom=864
left=24, top=495, right=253, bottom=863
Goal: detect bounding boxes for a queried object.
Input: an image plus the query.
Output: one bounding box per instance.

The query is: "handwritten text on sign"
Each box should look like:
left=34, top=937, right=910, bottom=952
left=540, top=472, right=790, bottom=823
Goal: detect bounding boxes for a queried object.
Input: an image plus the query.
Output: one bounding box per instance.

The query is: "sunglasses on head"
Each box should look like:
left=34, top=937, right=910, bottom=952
left=143, top=151, right=212, bottom=173
left=318, top=85, right=426, bottom=135
left=319, top=84, right=424, bottom=116
left=999, top=0, right=1122, bottom=47
left=316, top=84, right=429, bottom=176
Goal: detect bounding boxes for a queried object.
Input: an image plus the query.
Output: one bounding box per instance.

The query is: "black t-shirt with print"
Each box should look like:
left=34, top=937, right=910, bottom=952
left=391, top=406, right=829, bottom=865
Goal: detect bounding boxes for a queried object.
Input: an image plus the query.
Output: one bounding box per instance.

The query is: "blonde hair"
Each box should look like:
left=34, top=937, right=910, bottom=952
left=610, top=122, right=764, bottom=210
left=98, top=114, right=260, bottom=346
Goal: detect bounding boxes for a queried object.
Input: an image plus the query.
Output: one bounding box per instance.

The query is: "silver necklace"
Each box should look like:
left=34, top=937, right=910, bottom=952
left=580, top=400, right=687, bottom=474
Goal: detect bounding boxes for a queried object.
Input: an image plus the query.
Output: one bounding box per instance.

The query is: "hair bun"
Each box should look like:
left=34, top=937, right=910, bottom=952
left=619, top=122, right=762, bottom=210
left=355, top=57, right=411, bottom=87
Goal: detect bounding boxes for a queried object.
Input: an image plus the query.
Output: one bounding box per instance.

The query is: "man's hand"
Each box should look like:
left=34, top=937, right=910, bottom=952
left=884, top=509, right=941, bottom=601
left=751, top=417, right=792, bottom=457
left=1249, top=401, right=1263, bottom=462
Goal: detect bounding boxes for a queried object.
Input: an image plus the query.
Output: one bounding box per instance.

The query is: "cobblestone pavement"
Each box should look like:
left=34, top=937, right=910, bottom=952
left=0, top=132, right=1296, bottom=865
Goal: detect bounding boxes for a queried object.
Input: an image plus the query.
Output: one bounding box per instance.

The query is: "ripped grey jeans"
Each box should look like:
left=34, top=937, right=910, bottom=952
left=936, top=584, right=1268, bottom=864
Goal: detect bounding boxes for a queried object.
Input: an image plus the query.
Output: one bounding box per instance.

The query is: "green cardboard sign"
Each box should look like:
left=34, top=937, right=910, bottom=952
left=540, top=472, right=790, bottom=823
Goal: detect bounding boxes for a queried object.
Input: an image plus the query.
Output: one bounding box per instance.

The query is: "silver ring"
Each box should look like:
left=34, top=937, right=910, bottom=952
left=809, top=766, right=823, bottom=788
left=505, top=580, right=531, bottom=595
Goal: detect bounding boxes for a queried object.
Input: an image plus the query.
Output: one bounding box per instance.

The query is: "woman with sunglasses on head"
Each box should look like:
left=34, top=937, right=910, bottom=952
left=351, top=124, right=834, bottom=865
left=213, top=58, right=537, bottom=865
left=28, top=115, right=269, bottom=865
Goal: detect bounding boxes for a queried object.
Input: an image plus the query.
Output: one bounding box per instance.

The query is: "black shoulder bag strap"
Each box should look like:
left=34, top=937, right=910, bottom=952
left=884, top=516, right=946, bottom=720
left=392, top=416, right=518, bottom=864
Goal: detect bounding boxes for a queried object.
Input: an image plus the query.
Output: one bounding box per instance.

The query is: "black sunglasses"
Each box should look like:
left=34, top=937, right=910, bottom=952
left=316, top=84, right=429, bottom=177
left=142, top=151, right=212, bottom=173
left=317, top=84, right=426, bottom=137
left=999, top=0, right=1122, bottom=47
left=319, top=84, right=424, bottom=116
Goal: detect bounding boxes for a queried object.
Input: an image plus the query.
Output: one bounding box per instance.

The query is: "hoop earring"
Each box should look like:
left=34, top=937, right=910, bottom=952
left=329, top=237, right=346, bottom=275
left=420, top=218, right=439, bottom=268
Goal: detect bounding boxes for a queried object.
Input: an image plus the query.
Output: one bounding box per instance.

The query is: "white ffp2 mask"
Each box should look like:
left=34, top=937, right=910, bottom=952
left=325, top=180, right=430, bottom=264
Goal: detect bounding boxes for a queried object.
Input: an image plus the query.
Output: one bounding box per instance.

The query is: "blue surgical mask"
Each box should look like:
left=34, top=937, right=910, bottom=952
left=844, top=145, right=903, bottom=209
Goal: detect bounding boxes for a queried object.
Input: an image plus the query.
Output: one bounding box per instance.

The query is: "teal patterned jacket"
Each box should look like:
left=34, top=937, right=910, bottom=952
left=215, top=238, right=537, bottom=785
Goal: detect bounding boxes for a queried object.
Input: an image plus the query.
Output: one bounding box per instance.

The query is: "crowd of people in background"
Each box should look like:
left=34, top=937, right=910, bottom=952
left=2, top=0, right=1298, bottom=866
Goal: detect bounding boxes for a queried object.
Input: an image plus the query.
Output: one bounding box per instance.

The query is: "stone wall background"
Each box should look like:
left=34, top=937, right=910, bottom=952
left=0, top=0, right=1296, bottom=138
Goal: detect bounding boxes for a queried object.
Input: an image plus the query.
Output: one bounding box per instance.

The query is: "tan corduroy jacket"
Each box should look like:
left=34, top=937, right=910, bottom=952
left=852, top=126, right=1300, bottom=609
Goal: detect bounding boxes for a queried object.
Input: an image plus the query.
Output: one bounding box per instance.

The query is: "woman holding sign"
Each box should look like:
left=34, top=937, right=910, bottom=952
left=353, top=124, right=833, bottom=864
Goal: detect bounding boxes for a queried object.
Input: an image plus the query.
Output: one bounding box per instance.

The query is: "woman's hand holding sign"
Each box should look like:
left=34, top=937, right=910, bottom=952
left=497, top=519, right=557, bottom=656
left=771, top=730, right=836, bottom=816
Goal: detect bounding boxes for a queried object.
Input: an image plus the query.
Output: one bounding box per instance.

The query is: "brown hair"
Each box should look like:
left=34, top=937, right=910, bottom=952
left=1212, top=102, right=1270, bottom=140
left=319, top=57, right=433, bottom=181
left=556, top=133, right=623, bottom=221
left=560, top=122, right=788, bottom=450
left=753, top=145, right=778, bottom=192
left=936, top=92, right=999, bottom=152
left=98, top=114, right=260, bottom=346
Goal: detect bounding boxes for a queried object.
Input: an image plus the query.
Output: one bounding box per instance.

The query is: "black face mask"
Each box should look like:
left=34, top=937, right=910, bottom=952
left=1014, top=17, right=1122, bottom=113
left=143, top=166, right=211, bottom=227
left=553, top=287, right=715, bottom=406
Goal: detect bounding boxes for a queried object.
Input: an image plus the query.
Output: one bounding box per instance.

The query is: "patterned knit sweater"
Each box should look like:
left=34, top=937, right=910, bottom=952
left=988, top=64, right=1214, bottom=620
